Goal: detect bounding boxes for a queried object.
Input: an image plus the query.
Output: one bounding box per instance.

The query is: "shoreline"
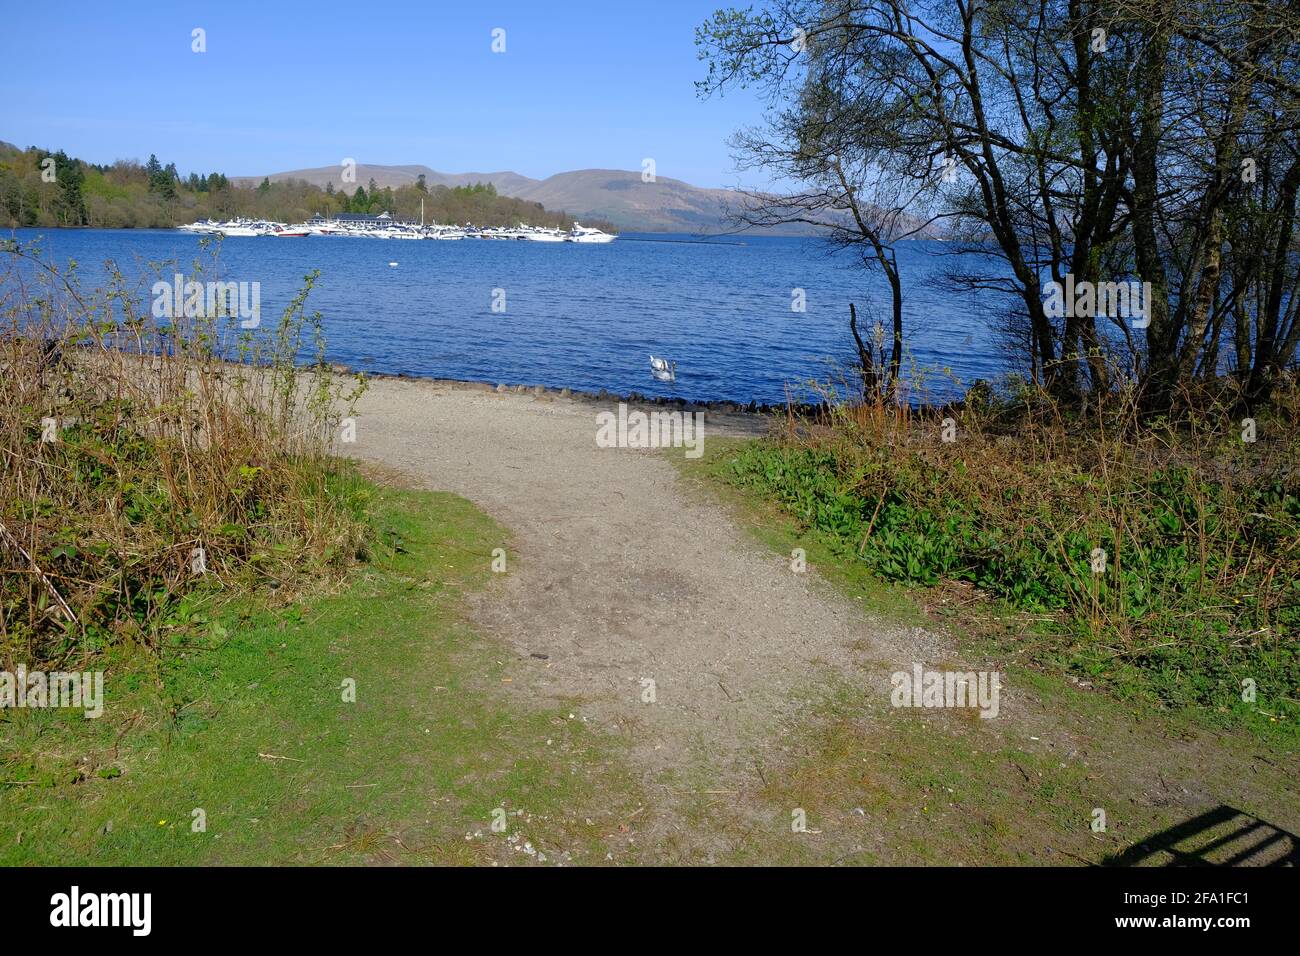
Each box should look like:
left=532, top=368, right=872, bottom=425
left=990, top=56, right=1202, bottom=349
left=353, top=369, right=775, bottom=436
left=346, top=367, right=985, bottom=419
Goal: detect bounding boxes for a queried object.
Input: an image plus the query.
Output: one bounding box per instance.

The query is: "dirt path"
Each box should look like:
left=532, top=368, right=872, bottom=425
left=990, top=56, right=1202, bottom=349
left=346, top=377, right=1300, bottom=866
left=348, top=378, right=947, bottom=848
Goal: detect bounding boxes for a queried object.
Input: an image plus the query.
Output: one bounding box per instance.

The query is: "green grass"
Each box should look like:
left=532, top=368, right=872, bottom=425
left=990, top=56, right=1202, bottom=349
left=0, top=485, right=642, bottom=865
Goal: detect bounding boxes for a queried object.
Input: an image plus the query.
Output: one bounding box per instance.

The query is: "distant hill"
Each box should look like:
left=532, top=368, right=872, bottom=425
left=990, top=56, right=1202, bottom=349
left=512, top=170, right=745, bottom=233
left=232, top=163, right=777, bottom=234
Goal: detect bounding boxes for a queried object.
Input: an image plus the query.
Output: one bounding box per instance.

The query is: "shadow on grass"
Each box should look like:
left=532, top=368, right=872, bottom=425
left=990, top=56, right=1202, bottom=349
left=1105, top=805, right=1300, bottom=867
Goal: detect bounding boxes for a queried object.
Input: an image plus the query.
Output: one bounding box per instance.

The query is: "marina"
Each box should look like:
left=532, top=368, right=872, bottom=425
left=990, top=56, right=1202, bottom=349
left=178, top=212, right=616, bottom=243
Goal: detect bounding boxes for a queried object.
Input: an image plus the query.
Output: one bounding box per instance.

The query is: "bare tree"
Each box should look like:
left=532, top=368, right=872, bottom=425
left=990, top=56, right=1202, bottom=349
left=698, top=0, right=1300, bottom=412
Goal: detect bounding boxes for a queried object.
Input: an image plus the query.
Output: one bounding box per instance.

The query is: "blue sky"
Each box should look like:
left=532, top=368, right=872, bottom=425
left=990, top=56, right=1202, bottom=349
left=0, top=0, right=772, bottom=188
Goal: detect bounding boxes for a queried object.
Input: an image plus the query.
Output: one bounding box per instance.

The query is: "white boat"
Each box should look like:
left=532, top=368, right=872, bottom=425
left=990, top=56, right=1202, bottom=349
left=523, top=227, right=568, bottom=242
left=304, top=215, right=342, bottom=236
left=182, top=213, right=613, bottom=244
left=474, top=226, right=525, bottom=240
left=569, top=222, right=616, bottom=243
left=209, top=218, right=279, bottom=237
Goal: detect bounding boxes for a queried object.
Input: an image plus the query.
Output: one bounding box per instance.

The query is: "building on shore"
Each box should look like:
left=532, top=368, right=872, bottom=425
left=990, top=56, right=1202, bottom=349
left=309, top=211, right=416, bottom=227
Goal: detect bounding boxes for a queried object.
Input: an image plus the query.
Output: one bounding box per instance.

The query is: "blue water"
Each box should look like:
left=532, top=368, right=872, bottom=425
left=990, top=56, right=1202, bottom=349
left=8, top=228, right=1010, bottom=405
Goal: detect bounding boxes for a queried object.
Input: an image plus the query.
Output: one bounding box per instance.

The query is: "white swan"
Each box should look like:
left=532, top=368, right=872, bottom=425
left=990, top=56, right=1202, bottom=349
left=649, top=355, right=677, bottom=382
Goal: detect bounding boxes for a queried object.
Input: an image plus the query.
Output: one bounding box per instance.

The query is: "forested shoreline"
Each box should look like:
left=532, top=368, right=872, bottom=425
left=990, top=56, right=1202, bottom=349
left=0, top=142, right=614, bottom=231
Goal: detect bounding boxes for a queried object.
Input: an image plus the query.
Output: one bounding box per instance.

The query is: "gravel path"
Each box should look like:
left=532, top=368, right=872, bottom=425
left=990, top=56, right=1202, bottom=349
left=348, top=377, right=941, bottom=833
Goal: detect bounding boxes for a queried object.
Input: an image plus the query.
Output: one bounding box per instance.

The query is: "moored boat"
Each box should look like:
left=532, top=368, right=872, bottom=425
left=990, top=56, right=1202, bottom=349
left=568, top=222, right=616, bottom=243
left=176, top=213, right=617, bottom=244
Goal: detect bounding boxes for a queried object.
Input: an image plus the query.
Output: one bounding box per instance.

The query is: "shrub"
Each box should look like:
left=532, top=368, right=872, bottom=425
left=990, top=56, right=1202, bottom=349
left=0, top=239, right=369, bottom=668
left=726, top=379, right=1300, bottom=718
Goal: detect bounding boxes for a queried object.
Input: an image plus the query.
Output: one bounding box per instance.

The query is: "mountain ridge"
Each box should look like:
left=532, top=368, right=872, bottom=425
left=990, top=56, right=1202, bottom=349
left=231, top=163, right=781, bottom=234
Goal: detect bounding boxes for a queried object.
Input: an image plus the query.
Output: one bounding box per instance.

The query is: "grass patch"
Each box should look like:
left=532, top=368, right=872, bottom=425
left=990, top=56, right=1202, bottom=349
left=0, top=485, right=643, bottom=865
